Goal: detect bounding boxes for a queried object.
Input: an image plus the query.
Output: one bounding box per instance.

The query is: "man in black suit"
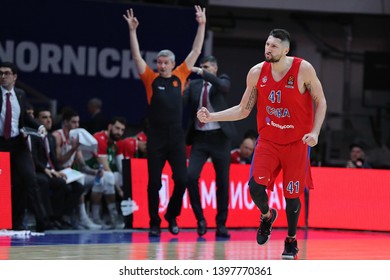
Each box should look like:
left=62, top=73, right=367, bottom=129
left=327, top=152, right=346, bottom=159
left=0, top=61, right=51, bottom=231
left=184, top=56, right=237, bottom=238
left=30, top=108, right=84, bottom=229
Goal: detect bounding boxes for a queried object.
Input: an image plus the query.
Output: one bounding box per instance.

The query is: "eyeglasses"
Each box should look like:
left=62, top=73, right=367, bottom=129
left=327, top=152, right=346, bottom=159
left=0, top=71, right=14, bottom=77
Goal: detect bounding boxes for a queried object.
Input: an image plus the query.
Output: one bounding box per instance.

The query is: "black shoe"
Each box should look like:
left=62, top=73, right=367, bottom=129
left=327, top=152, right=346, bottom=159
left=164, top=214, right=179, bottom=235
left=36, top=221, right=57, bottom=232
left=197, top=220, right=207, bottom=236
left=257, top=208, right=278, bottom=245
left=216, top=224, right=230, bottom=238
left=12, top=224, right=27, bottom=231
left=148, top=226, right=161, bottom=237
left=59, top=218, right=73, bottom=229
left=52, top=218, right=73, bottom=230
left=282, top=237, right=299, bottom=260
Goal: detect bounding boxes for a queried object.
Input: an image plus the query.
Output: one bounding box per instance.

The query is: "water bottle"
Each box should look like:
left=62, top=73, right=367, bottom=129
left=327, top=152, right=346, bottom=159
left=94, top=164, right=103, bottom=185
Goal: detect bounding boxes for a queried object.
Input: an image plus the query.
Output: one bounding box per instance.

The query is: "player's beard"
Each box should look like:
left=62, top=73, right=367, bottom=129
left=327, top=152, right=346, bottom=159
left=265, top=53, right=281, bottom=63
left=109, top=129, right=122, bottom=141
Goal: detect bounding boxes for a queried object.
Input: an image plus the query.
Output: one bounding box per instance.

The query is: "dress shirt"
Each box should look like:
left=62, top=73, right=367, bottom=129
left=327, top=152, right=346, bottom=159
left=196, top=81, right=221, bottom=131
left=1, top=88, right=21, bottom=138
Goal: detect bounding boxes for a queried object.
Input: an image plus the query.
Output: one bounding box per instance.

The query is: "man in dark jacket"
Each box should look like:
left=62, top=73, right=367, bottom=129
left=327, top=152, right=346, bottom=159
left=0, top=61, right=51, bottom=231
left=184, top=55, right=237, bottom=238
left=30, top=108, right=84, bottom=229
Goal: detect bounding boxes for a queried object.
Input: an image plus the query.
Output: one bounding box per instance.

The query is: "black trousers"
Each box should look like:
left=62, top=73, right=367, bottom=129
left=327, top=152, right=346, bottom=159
left=146, top=126, right=187, bottom=228
left=35, top=172, right=83, bottom=219
left=187, top=129, right=231, bottom=226
left=0, top=136, right=49, bottom=229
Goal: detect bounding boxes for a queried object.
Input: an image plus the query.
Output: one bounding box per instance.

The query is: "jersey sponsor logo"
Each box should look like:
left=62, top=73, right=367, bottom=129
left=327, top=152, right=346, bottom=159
left=266, top=106, right=291, bottom=118
left=158, top=86, right=165, bottom=90
left=269, top=120, right=295, bottom=130
left=259, top=176, right=265, bottom=180
left=172, top=80, right=179, bottom=87
left=286, top=75, right=295, bottom=88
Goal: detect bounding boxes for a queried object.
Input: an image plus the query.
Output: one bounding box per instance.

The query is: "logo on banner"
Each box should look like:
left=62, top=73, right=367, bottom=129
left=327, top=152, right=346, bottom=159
left=159, top=174, right=170, bottom=212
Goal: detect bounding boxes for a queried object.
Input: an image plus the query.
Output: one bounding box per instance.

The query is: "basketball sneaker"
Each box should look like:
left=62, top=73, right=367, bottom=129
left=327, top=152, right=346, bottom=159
left=79, top=215, right=102, bottom=230
left=256, top=208, right=278, bottom=245
left=282, top=237, right=299, bottom=260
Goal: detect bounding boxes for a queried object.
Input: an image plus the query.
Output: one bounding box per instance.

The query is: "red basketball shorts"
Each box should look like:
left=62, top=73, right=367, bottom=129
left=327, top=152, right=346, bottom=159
left=250, top=138, right=313, bottom=199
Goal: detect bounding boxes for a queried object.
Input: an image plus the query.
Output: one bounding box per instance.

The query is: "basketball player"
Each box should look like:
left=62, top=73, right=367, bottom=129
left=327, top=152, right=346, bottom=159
left=197, top=29, right=327, bottom=259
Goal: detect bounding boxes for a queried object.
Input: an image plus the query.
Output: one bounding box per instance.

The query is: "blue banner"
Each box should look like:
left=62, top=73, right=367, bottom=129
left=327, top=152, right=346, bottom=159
left=1, top=0, right=197, bottom=125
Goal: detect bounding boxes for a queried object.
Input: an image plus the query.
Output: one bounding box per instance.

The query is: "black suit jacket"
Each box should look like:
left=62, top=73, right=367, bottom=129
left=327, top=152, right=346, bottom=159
left=0, top=87, right=41, bottom=134
left=30, top=133, right=61, bottom=172
left=184, top=71, right=237, bottom=145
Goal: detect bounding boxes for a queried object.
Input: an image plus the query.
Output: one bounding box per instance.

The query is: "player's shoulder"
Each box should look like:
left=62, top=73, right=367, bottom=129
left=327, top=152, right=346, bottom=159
left=295, top=57, right=316, bottom=77
left=51, top=129, right=61, bottom=138
left=246, top=62, right=265, bottom=84
left=94, top=130, right=105, bottom=137
left=295, top=57, right=313, bottom=70
left=248, top=62, right=265, bottom=76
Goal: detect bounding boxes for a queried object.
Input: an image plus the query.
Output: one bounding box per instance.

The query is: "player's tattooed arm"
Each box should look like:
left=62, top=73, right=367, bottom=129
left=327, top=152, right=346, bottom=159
left=245, top=86, right=258, bottom=111
left=306, top=80, right=321, bottom=103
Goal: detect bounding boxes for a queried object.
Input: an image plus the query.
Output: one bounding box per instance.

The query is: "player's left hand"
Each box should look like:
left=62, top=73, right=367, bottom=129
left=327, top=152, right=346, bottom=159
left=302, top=132, right=318, bottom=147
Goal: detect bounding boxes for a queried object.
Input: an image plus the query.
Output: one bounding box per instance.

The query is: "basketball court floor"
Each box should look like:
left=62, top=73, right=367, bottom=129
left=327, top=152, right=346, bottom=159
left=1, top=227, right=389, bottom=260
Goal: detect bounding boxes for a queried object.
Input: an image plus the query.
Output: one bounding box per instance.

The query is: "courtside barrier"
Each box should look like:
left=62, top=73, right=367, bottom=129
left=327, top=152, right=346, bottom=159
left=0, top=152, right=12, bottom=229
left=131, top=159, right=305, bottom=229
left=130, top=159, right=390, bottom=231
left=1, top=157, right=389, bottom=231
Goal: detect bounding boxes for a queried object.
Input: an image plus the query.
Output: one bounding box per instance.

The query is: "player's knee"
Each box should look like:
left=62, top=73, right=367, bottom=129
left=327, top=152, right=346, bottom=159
left=249, top=177, right=268, bottom=205
left=286, top=198, right=301, bottom=215
left=102, top=172, right=116, bottom=194
left=114, top=172, right=122, bottom=186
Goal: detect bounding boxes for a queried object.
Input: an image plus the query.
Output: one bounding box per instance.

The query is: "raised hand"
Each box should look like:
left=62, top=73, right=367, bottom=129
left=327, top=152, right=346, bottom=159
left=194, top=5, right=206, bottom=25
left=123, top=8, right=139, bottom=30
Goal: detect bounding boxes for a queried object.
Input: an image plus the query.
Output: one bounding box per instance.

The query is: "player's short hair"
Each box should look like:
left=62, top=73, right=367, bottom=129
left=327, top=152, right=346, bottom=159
left=269, top=29, right=291, bottom=44
left=110, top=116, right=127, bottom=127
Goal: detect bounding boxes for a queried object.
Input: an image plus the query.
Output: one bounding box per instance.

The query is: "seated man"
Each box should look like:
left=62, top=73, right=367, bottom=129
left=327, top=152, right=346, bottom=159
left=346, top=142, right=371, bottom=168
left=231, top=136, right=255, bottom=164
left=31, top=107, right=84, bottom=229
left=52, top=108, right=102, bottom=230
left=86, top=116, right=128, bottom=229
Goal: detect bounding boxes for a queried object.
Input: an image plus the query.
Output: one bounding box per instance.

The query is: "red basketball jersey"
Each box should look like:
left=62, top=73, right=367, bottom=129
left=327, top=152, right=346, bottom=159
left=256, top=57, right=314, bottom=144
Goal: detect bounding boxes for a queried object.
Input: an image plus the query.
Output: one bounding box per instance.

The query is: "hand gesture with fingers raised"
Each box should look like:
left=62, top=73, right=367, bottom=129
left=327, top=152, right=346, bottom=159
left=123, top=8, right=139, bottom=30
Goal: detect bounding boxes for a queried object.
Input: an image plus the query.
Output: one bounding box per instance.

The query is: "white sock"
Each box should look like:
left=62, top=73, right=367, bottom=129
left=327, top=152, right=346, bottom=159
left=91, top=204, right=101, bottom=221
left=107, top=203, right=118, bottom=221
left=79, top=203, right=89, bottom=220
